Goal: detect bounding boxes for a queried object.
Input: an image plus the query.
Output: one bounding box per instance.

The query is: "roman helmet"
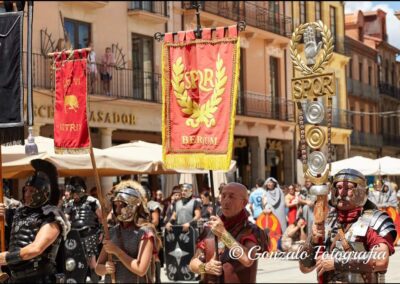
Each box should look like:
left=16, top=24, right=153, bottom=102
left=24, top=159, right=59, bottom=208
left=374, top=179, right=383, bottom=191
left=181, top=183, right=193, bottom=199
left=331, top=168, right=368, bottom=208
left=65, top=176, right=87, bottom=199
left=112, top=184, right=150, bottom=224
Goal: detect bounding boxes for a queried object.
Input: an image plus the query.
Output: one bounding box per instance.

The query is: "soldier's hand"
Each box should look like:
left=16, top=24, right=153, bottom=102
left=103, top=239, right=120, bottom=256
left=105, top=261, right=116, bottom=274
left=182, top=222, right=190, bottom=232
left=312, top=223, right=325, bottom=244
left=165, top=222, right=173, bottom=232
left=207, top=216, right=226, bottom=238
left=0, top=203, right=6, bottom=217
left=205, top=253, right=222, bottom=276
left=316, top=255, right=334, bottom=277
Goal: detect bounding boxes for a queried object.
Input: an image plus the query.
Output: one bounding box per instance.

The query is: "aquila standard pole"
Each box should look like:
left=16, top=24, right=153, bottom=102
left=88, top=143, right=116, bottom=283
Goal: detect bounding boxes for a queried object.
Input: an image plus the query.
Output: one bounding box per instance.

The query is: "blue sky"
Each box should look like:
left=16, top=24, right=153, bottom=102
left=345, top=1, right=400, bottom=52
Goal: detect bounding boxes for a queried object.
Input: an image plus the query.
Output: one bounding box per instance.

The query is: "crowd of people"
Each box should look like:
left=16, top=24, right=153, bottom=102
left=0, top=158, right=398, bottom=283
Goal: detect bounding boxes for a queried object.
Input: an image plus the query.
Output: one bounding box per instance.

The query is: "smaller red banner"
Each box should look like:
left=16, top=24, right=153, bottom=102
left=54, top=51, right=90, bottom=153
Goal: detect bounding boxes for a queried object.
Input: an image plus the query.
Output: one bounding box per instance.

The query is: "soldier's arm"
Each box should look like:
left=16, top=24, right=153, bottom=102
left=193, top=207, right=201, bottom=221
left=152, top=210, right=160, bottom=228
left=116, top=238, right=154, bottom=277
left=0, top=222, right=60, bottom=265
left=189, top=248, right=207, bottom=274
left=96, top=207, right=103, bottom=224
left=94, top=247, right=108, bottom=276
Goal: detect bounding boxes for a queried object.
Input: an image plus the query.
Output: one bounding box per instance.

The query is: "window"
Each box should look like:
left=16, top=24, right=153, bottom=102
left=369, top=108, right=374, bottom=133
left=270, top=57, right=280, bottom=118
left=268, top=1, right=280, bottom=29
left=130, top=1, right=168, bottom=16
left=300, top=1, right=306, bottom=24
left=392, top=63, right=395, bottom=85
left=359, top=62, right=363, bottom=82
left=350, top=106, right=355, bottom=128
left=368, top=66, right=372, bottom=85
left=64, top=18, right=91, bottom=49
left=385, top=60, right=389, bottom=83
left=315, top=1, right=321, bottom=21
left=132, top=33, right=154, bottom=100
left=360, top=109, right=364, bottom=132
left=358, top=26, right=363, bottom=41
left=330, top=7, right=337, bottom=47
left=237, top=48, right=246, bottom=114
left=349, top=58, right=353, bottom=79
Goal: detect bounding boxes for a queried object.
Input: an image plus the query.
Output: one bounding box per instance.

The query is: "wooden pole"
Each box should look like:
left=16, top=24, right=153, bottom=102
left=47, top=47, right=91, bottom=57
left=88, top=144, right=116, bottom=283
left=0, top=147, right=9, bottom=282
left=0, top=148, right=5, bottom=252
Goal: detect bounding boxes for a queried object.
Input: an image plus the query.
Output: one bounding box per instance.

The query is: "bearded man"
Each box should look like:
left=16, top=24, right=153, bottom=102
left=299, top=169, right=396, bottom=283
left=165, top=183, right=201, bottom=232
left=189, top=182, right=268, bottom=283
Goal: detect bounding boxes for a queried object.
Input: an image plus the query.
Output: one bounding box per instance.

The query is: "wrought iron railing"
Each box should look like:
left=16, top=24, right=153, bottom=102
left=351, top=131, right=383, bottom=148
left=383, top=134, right=400, bottom=147
left=236, top=91, right=295, bottom=121
left=128, top=1, right=169, bottom=17
left=347, top=78, right=379, bottom=101
left=182, top=1, right=292, bottom=37
left=379, top=82, right=400, bottom=100
left=24, top=52, right=162, bottom=103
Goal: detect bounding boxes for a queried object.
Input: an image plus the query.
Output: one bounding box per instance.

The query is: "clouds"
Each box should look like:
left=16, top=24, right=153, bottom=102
left=345, top=1, right=400, bottom=51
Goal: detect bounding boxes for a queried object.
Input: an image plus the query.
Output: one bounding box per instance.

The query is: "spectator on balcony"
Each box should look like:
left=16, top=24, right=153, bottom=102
left=100, top=47, right=115, bottom=96
left=88, top=42, right=98, bottom=94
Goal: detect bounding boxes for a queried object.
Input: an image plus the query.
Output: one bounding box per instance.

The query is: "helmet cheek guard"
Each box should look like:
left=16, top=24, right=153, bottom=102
left=112, top=187, right=150, bottom=224
left=331, top=168, right=368, bottom=208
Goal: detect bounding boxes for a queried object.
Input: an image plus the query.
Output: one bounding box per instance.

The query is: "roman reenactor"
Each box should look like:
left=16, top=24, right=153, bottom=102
left=299, top=169, right=397, bottom=283
left=189, top=182, right=269, bottom=283
left=63, top=176, right=102, bottom=282
left=165, top=183, right=201, bottom=232
left=95, top=181, right=160, bottom=283
left=0, top=159, right=70, bottom=283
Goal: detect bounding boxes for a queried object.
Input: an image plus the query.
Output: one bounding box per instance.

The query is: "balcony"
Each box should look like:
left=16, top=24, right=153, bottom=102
left=182, top=1, right=292, bottom=38
left=128, top=1, right=169, bottom=23
left=24, top=52, right=162, bottom=104
left=347, top=78, right=379, bottom=101
left=351, top=131, right=383, bottom=148
left=379, top=82, right=400, bottom=100
left=383, top=134, right=400, bottom=147
left=236, top=91, right=294, bottom=121
left=63, top=1, right=108, bottom=9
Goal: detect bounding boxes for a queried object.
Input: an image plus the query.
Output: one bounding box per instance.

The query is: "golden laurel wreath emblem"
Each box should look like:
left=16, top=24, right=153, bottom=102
left=290, top=20, right=334, bottom=75
left=171, top=54, right=227, bottom=128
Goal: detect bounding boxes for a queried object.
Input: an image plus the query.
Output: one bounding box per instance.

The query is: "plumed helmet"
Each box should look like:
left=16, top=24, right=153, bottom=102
left=112, top=185, right=150, bottom=224
left=331, top=168, right=367, bottom=208
left=66, top=176, right=87, bottom=199
left=24, top=159, right=59, bottom=208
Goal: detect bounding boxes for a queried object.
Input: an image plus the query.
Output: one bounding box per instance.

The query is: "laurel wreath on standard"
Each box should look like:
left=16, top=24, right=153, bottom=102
left=172, top=54, right=226, bottom=128
left=290, top=20, right=334, bottom=75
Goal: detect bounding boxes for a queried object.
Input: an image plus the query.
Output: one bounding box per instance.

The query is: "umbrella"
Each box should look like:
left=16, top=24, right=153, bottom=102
left=1, top=136, right=104, bottom=178
left=373, top=156, right=400, bottom=176
left=330, top=156, right=377, bottom=176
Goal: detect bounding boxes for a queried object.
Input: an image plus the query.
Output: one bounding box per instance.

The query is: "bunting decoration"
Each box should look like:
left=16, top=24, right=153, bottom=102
left=0, top=12, right=25, bottom=145
left=162, top=26, right=240, bottom=170
left=54, top=51, right=90, bottom=154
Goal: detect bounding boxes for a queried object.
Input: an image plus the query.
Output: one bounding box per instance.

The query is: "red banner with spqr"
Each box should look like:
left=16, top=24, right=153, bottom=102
left=162, top=26, right=240, bottom=170
left=54, top=51, right=90, bottom=154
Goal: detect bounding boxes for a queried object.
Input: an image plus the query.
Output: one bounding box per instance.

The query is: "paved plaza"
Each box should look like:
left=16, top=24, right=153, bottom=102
left=160, top=246, right=400, bottom=283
